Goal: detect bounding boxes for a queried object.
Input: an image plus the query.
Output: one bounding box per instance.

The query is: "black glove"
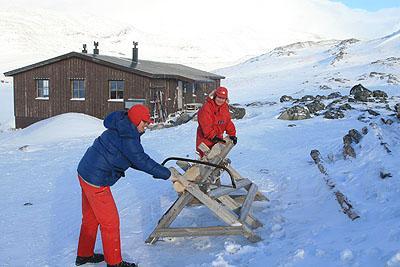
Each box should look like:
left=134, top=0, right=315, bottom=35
left=211, top=136, right=226, bottom=144
left=229, top=136, right=237, bottom=145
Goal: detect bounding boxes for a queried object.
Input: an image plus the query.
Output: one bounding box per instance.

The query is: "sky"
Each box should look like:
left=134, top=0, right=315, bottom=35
left=333, top=0, right=400, bottom=11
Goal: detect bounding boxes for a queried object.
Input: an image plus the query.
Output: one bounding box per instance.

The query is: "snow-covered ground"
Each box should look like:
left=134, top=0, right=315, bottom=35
left=1, top=93, right=400, bottom=266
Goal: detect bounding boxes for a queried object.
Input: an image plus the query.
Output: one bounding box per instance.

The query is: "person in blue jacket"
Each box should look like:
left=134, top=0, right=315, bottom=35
left=75, top=104, right=171, bottom=267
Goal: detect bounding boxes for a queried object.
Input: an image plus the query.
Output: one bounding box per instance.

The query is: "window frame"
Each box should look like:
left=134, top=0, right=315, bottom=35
left=36, top=79, right=49, bottom=99
left=109, top=80, right=124, bottom=101
left=71, top=79, right=85, bottom=100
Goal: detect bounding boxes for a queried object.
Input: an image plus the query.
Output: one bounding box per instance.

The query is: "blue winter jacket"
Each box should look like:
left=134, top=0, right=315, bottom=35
left=77, top=111, right=171, bottom=186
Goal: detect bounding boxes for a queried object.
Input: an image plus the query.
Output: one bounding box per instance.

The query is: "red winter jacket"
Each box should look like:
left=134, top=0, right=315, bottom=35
left=196, top=97, right=236, bottom=155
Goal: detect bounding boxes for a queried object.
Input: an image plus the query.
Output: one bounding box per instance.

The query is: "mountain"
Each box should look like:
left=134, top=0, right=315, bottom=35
left=217, top=30, right=400, bottom=103
left=1, top=0, right=400, bottom=77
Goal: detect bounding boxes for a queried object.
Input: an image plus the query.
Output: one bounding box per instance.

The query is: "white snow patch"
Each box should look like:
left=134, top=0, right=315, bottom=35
left=387, top=252, right=400, bottom=267
left=340, top=249, right=354, bottom=262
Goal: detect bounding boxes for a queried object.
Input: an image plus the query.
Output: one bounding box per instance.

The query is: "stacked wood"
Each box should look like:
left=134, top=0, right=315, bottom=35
left=310, top=150, right=360, bottom=220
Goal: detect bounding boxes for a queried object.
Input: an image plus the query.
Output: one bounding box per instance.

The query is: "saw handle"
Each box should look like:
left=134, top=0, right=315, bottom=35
left=161, top=157, right=236, bottom=188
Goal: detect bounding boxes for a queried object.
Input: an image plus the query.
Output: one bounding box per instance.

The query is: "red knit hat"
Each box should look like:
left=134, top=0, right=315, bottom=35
left=215, top=86, right=228, bottom=99
left=128, top=104, right=153, bottom=126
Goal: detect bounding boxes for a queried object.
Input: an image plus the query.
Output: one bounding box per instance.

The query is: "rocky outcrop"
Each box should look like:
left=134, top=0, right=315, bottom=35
left=278, top=105, right=311, bottom=120
left=229, top=105, right=246, bottom=119
left=324, top=110, right=345, bottom=119
left=327, top=92, right=342, bottom=99
left=280, top=95, right=294, bottom=102
left=306, top=100, right=326, bottom=114
left=373, top=90, right=388, bottom=98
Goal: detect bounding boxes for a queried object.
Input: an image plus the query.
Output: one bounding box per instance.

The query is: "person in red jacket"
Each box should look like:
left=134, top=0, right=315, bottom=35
left=196, top=86, right=237, bottom=157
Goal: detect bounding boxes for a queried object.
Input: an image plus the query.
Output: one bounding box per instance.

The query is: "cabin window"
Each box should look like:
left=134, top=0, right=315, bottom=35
left=109, top=80, right=124, bottom=100
left=37, top=79, right=49, bottom=98
left=71, top=80, right=85, bottom=99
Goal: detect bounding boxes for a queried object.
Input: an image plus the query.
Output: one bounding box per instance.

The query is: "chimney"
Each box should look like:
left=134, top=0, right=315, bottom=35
left=132, top=41, right=138, bottom=63
left=93, top=41, right=99, bottom=55
left=82, top=44, right=87, bottom=53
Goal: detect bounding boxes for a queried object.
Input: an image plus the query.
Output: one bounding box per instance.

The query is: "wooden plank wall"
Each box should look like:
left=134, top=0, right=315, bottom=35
left=13, top=57, right=220, bottom=128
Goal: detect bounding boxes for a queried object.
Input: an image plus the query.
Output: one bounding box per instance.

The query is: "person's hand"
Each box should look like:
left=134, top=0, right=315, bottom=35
left=211, top=136, right=226, bottom=144
left=229, top=136, right=237, bottom=145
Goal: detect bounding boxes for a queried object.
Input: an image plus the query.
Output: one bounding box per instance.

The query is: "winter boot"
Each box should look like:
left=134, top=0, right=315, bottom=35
left=75, top=253, right=105, bottom=265
left=107, top=260, right=137, bottom=267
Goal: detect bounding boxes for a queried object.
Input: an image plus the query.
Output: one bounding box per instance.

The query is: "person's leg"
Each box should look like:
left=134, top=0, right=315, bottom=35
left=77, top=179, right=99, bottom=257
left=83, top=184, right=122, bottom=265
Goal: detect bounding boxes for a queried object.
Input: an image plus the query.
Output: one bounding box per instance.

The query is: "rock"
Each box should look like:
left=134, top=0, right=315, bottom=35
left=366, top=109, right=380, bottom=116
left=350, top=84, right=371, bottom=95
left=278, top=105, right=311, bottom=120
left=306, top=100, right=326, bottom=114
left=354, top=90, right=372, bottom=102
left=174, top=113, right=193, bottom=125
left=361, top=127, right=368, bottom=135
left=348, top=97, right=356, bottom=103
left=348, top=129, right=362, bottom=144
left=288, top=124, right=297, bottom=127
left=299, top=95, right=315, bottom=102
left=343, top=134, right=353, bottom=146
left=338, top=103, right=352, bottom=111
left=343, top=144, right=356, bottom=158
left=324, top=110, right=345, bottom=119
left=280, top=95, right=294, bottom=102
left=326, top=99, right=342, bottom=109
left=349, top=84, right=373, bottom=102
left=380, top=171, right=392, bottom=179
left=394, top=103, right=400, bottom=113
left=327, top=92, right=342, bottom=99
left=373, top=90, right=388, bottom=98
left=315, top=95, right=327, bottom=100
left=229, top=105, right=246, bottom=119
left=357, top=115, right=369, bottom=123
left=18, top=145, right=29, bottom=151
left=319, top=85, right=331, bottom=90
left=246, top=101, right=277, bottom=107
left=381, top=118, right=394, bottom=125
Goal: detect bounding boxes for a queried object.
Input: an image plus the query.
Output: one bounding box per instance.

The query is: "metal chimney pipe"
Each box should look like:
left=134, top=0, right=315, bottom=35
left=132, top=41, right=138, bottom=63
left=93, top=41, right=99, bottom=55
left=82, top=44, right=87, bottom=53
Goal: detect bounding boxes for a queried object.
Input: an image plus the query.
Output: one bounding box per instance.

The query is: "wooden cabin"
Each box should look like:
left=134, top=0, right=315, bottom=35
left=4, top=42, right=224, bottom=128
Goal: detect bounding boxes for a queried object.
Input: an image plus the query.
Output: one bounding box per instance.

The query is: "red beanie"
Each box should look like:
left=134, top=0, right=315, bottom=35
left=128, top=104, right=152, bottom=126
left=215, top=86, right=228, bottom=99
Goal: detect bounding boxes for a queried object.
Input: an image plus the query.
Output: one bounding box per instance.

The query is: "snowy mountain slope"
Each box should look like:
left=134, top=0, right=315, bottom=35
left=0, top=97, right=399, bottom=266
left=1, top=0, right=400, bottom=77
left=218, top=30, right=400, bottom=103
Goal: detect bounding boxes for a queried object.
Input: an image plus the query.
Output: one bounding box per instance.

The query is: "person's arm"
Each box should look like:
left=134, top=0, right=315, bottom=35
left=122, top=138, right=171, bottom=179
left=198, top=105, right=218, bottom=140
left=225, top=117, right=236, bottom=137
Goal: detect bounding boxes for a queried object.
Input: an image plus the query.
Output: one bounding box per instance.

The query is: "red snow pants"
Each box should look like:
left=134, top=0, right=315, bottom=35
left=77, top=175, right=122, bottom=265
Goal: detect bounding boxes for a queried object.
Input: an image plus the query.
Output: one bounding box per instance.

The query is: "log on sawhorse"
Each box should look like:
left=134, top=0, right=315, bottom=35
left=145, top=138, right=268, bottom=244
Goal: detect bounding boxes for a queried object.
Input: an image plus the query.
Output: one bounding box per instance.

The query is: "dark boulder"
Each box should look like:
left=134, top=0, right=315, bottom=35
left=366, top=109, right=380, bottom=116
left=350, top=84, right=371, bottom=95
left=278, top=105, right=311, bottom=120
left=280, top=95, right=294, bottom=102
left=373, top=90, right=388, bottom=98
left=327, top=92, right=342, bottom=99
left=306, top=100, right=326, bottom=114
left=229, top=105, right=246, bottom=119
left=348, top=129, right=362, bottom=144
left=361, top=127, right=368, bottom=135
left=338, top=103, right=353, bottom=111
left=324, top=110, right=345, bottom=119
left=299, top=95, right=315, bottom=102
